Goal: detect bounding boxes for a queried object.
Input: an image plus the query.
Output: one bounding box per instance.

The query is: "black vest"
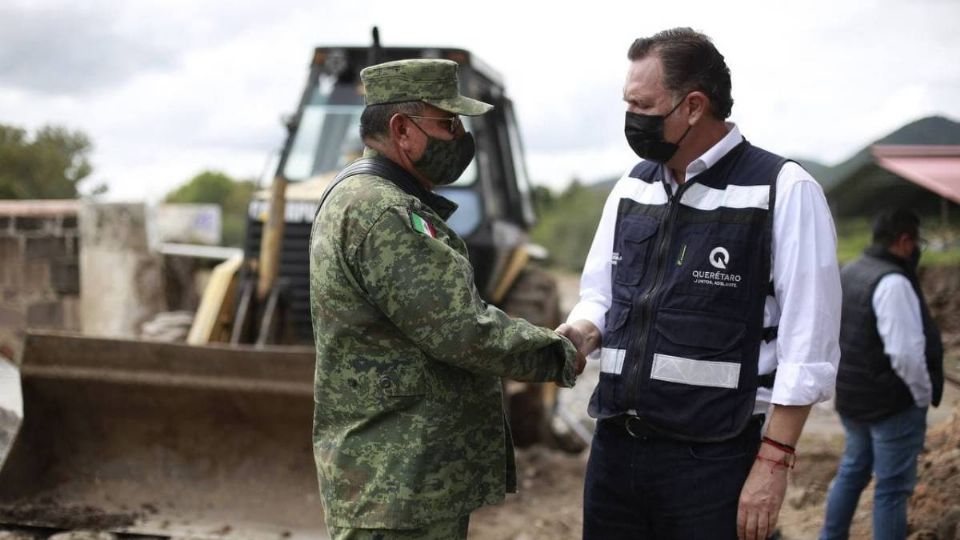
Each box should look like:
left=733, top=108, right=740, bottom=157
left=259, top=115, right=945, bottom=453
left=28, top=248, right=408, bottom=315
left=590, top=141, right=785, bottom=441
left=835, top=247, right=944, bottom=421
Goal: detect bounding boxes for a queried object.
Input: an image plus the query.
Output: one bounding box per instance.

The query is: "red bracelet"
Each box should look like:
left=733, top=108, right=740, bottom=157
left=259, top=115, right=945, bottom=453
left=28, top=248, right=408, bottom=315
left=761, top=435, right=796, bottom=454
left=756, top=453, right=795, bottom=471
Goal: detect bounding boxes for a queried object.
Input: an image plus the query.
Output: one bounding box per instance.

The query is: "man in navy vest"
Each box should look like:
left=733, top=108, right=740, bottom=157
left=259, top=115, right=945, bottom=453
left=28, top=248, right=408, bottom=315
left=557, top=28, right=842, bottom=539
left=820, top=208, right=943, bottom=540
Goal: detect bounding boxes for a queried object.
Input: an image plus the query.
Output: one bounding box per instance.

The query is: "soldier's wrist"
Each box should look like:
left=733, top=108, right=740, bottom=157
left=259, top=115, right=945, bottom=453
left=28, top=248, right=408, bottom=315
left=556, top=339, right=578, bottom=387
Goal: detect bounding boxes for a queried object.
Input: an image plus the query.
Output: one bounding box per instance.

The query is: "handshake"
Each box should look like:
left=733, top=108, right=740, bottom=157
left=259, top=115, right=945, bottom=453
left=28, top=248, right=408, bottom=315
left=554, top=320, right=601, bottom=376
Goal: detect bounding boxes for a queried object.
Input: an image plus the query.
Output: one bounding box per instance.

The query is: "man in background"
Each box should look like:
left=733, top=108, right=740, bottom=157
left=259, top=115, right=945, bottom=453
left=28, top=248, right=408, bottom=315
left=821, top=208, right=944, bottom=540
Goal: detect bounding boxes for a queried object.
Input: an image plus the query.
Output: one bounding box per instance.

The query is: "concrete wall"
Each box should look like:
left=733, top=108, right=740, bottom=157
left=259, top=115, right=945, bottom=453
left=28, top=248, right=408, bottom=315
left=79, top=203, right=165, bottom=338
left=154, top=203, right=222, bottom=245
left=0, top=201, right=82, bottom=362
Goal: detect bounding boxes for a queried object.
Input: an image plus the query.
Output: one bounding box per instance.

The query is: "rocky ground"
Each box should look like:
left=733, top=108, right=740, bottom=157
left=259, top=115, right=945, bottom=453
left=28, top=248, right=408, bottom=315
left=2, top=268, right=958, bottom=540
left=468, top=374, right=960, bottom=540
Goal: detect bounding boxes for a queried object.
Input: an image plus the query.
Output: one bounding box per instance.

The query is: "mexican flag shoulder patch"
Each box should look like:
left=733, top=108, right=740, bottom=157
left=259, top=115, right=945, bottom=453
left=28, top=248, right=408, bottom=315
left=410, top=212, right=437, bottom=238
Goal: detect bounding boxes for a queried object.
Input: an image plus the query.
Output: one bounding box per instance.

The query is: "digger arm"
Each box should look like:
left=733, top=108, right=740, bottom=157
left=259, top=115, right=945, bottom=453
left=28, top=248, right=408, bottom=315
left=256, top=176, right=288, bottom=302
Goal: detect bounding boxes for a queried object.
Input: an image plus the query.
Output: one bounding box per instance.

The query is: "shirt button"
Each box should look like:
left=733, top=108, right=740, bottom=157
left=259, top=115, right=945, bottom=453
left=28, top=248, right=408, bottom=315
left=378, top=376, right=393, bottom=389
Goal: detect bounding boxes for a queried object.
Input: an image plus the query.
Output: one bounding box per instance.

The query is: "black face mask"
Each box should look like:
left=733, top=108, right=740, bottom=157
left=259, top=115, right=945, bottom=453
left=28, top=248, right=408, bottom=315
left=407, top=119, right=476, bottom=186
left=908, top=246, right=922, bottom=271
left=624, top=98, right=692, bottom=163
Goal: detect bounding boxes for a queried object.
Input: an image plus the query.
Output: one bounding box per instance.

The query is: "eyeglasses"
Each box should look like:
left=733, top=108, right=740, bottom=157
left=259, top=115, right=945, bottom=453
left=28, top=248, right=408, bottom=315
left=406, top=114, right=462, bottom=135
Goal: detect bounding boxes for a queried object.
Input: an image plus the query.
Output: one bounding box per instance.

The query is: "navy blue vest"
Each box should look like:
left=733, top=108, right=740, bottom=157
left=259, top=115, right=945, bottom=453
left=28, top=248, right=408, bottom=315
left=590, top=141, right=786, bottom=441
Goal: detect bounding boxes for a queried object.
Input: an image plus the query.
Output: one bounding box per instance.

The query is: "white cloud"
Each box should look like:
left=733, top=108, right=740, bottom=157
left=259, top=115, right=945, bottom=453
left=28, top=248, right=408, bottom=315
left=527, top=146, right=635, bottom=191
left=0, top=3, right=179, bottom=94
left=1, top=0, right=958, bottom=201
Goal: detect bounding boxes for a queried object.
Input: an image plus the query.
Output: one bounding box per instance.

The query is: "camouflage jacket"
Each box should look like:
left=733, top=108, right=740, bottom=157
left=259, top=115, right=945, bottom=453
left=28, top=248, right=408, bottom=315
left=309, top=150, right=578, bottom=529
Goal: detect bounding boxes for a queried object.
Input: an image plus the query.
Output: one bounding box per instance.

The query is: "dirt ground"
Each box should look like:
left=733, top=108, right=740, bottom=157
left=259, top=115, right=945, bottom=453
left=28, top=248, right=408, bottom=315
left=468, top=383, right=960, bottom=540
left=2, top=270, right=958, bottom=540
left=468, top=268, right=960, bottom=540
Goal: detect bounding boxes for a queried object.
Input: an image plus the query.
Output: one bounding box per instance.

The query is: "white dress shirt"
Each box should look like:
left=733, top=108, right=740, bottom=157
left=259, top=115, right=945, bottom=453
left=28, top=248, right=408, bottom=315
left=873, top=273, right=931, bottom=407
left=567, top=124, right=842, bottom=413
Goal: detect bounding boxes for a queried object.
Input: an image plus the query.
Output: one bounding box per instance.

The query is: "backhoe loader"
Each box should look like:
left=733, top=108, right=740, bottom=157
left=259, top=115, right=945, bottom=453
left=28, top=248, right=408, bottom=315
left=0, top=30, right=571, bottom=539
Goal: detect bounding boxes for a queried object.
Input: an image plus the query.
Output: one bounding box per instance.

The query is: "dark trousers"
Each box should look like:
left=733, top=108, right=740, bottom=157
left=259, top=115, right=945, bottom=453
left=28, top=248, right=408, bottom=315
left=583, top=415, right=763, bottom=540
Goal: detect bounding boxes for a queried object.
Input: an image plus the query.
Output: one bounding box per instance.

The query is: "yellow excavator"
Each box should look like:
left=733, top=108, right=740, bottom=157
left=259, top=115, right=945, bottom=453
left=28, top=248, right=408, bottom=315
left=0, top=30, right=573, bottom=539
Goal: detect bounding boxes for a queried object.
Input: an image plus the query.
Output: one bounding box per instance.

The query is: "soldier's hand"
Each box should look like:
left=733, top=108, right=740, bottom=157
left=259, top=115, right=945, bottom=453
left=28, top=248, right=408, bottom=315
left=572, top=347, right=586, bottom=375
left=555, top=323, right=587, bottom=375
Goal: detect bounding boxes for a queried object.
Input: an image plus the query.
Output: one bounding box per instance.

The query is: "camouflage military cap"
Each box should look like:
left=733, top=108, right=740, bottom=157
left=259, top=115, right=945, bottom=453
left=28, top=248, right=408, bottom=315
left=360, top=59, right=493, bottom=116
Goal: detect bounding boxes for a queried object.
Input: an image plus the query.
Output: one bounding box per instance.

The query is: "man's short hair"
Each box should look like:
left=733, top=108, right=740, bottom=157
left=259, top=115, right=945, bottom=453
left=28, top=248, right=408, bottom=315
left=872, top=207, right=920, bottom=246
left=359, top=101, right=424, bottom=141
left=628, top=28, right=734, bottom=120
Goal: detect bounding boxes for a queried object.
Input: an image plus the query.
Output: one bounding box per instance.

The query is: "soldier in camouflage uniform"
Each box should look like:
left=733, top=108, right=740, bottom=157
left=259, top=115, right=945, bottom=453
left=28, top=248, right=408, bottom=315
left=309, top=59, right=584, bottom=540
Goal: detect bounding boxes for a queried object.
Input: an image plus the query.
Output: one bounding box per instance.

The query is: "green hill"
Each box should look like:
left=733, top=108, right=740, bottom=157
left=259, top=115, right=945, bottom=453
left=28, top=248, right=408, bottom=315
left=825, top=115, right=960, bottom=219
left=793, top=158, right=832, bottom=185
left=821, top=115, right=960, bottom=190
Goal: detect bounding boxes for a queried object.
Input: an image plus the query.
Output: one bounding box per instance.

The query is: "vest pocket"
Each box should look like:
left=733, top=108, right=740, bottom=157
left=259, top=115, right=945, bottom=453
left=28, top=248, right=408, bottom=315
left=614, top=216, right=659, bottom=285
left=604, top=299, right=631, bottom=337
left=599, top=300, right=632, bottom=376
left=651, top=309, right=745, bottom=389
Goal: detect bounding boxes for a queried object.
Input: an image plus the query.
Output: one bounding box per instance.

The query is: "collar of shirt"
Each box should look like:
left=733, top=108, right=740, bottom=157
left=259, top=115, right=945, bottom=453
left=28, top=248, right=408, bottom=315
left=360, top=147, right=459, bottom=220
left=663, top=122, right=743, bottom=189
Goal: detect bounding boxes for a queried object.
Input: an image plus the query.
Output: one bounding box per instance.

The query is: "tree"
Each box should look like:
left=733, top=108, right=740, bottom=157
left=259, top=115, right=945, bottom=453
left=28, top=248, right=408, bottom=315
left=531, top=185, right=556, bottom=214
left=530, top=178, right=607, bottom=272
left=165, top=171, right=235, bottom=206
left=165, top=170, right=256, bottom=247
left=0, top=123, right=102, bottom=199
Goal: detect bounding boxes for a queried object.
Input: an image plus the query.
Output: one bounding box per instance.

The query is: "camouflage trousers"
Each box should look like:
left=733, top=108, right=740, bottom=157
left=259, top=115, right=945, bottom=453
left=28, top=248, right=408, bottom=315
left=327, top=515, right=470, bottom=540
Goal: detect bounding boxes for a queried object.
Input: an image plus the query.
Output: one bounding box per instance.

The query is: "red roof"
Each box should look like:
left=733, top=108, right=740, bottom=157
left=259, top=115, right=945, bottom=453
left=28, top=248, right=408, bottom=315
left=871, top=145, right=960, bottom=204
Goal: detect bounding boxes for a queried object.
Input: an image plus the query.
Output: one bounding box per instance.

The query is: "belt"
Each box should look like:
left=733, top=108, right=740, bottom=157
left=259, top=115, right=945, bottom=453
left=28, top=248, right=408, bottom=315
left=606, top=413, right=766, bottom=440
left=604, top=414, right=663, bottom=440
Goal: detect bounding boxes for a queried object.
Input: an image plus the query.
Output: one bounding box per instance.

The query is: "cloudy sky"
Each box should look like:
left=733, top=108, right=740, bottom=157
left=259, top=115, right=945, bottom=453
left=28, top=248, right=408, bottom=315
left=2, top=0, right=958, bottom=201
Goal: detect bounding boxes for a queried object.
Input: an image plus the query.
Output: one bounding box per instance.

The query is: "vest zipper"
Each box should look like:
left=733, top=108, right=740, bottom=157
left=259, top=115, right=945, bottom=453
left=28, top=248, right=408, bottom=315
left=624, top=178, right=694, bottom=409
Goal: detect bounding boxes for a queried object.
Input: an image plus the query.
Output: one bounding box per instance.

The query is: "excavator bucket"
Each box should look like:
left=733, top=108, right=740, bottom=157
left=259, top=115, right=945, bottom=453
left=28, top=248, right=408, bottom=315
left=0, top=331, right=326, bottom=539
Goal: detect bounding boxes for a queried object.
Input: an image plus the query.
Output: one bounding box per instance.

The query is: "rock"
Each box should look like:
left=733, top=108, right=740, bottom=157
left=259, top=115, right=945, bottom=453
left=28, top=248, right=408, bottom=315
left=0, top=530, right=39, bottom=540
left=139, top=311, right=194, bottom=342
left=938, top=506, right=960, bottom=540
left=786, top=487, right=808, bottom=509
left=47, top=532, right=116, bottom=540
left=910, top=403, right=960, bottom=535
left=0, top=356, right=22, bottom=470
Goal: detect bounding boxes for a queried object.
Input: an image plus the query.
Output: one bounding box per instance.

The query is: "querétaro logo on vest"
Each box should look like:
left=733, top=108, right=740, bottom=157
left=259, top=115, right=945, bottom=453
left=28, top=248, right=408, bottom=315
left=691, top=245, right=742, bottom=289
left=709, top=247, right=729, bottom=269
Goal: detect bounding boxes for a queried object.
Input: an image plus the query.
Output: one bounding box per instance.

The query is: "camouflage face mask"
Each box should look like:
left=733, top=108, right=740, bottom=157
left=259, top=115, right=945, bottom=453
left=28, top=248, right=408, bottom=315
left=407, top=118, right=476, bottom=186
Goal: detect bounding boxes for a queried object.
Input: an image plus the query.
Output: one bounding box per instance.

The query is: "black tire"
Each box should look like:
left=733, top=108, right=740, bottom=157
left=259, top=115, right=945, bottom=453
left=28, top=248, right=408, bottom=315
left=500, top=266, right=584, bottom=452
left=500, top=265, right=561, bottom=329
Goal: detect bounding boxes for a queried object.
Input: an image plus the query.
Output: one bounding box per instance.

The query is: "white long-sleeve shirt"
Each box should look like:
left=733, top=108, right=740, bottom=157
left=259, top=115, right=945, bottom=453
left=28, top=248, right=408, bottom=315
left=873, top=273, right=931, bottom=407
left=567, top=124, right=842, bottom=413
